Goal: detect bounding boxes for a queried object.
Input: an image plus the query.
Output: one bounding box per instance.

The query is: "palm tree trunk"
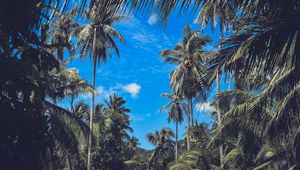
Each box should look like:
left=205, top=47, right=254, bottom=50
left=216, top=72, right=224, bottom=166
left=87, top=60, right=96, bottom=170
left=70, top=95, right=75, bottom=112
left=175, top=120, right=178, bottom=162
left=217, top=21, right=224, bottom=167
left=191, top=99, right=194, bottom=127
left=187, top=98, right=192, bottom=151
left=87, top=27, right=98, bottom=170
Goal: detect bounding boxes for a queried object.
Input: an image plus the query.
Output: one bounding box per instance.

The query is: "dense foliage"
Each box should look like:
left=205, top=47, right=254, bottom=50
left=1, top=0, right=300, bottom=169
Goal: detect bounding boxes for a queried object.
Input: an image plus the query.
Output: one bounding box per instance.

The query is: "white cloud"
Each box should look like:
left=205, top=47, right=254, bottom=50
left=86, top=83, right=142, bottom=101
left=129, top=113, right=152, bottom=122
left=130, top=115, right=146, bottom=122
left=196, top=102, right=215, bottom=113
left=81, top=93, right=91, bottom=100
left=132, top=33, right=155, bottom=44
left=120, top=83, right=141, bottom=98
left=96, top=86, right=104, bottom=95
left=120, top=16, right=161, bottom=46
left=147, top=14, right=159, bottom=25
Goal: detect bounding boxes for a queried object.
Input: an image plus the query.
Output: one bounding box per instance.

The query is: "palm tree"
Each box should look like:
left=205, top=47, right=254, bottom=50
left=74, top=2, right=127, bottom=168
left=160, top=93, right=186, bottom=161
left=73, top=101, right=90, bottom=122
left=128, top=136, right=139, bottom=150
left=45, top=61, right=94, bottom=108
left=160, top=25, right=213, bottom=150
left=146, top=128, right=175, bottom=170
left=105, top=94, right=133, bottom=138
left=209, top=1, right=300, bottom=168
left=195, top=0, right=237, bottom=165
left=190, top=121, right=210, bottom=149
left=210, top=88, right=275, bottom=169
left=49, top=8, right=79, bottom=63
left=125, top=136, right=140, bottom=160
left=0, top=0, right=127, bottom=169
left=44, top=100, right=90, bottom=169
left=92, top=94, right=133, bottom=169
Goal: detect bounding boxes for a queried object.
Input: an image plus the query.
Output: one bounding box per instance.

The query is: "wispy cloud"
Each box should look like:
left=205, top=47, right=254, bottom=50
left=129, top=112, right=152, bottom=122
left=132, top=33, right=159, bottom=44
left=147, top=14, right=159, bottom=25
left=195, top=102, right=215, bottom=114
left=119, top=16, right=173, bottom=49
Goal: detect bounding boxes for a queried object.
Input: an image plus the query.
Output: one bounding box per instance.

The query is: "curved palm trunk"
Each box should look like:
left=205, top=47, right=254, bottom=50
left=175, top=120, right=178, bottom=162
left=217, top=22, right=224, bottom=167
left=187, top=98, right=192, bottom=151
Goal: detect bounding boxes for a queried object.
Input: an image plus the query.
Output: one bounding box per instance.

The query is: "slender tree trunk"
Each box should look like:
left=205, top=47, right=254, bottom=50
left=175, top=120, right=178, bottom=162
left=187, top=98, right=192, bottom=151
left=70, top=95, right=74, bottom=112
left=191, top=99, right=194, bottom=127
left=87, top=27, right=97, bottom=170
left=217, top=22, right=224, bottom=167
left=216, top=72, right=224, bottom=166
left=87, top=60, right=96, bottom=170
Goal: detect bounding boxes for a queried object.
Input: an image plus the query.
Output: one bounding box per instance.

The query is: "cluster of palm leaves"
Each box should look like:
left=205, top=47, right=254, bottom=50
left=92, top=94, right=139, bottom=170
left=0, top=2, right=93, bottom=168
left=3, top=0, right=300, bottom=169
left=146, top=128, right=176, bottom=170
left=149, top=0, right=300, bottom=169
left=0, top=0, right=136, bottom=169
left=160, top=24, right=214, bottom=154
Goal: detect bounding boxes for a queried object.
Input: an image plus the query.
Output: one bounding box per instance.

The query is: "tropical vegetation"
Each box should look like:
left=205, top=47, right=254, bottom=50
left=1, top=0, right=300, bottom=169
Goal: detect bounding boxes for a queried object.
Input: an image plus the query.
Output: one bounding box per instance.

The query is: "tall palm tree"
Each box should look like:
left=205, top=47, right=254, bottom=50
left=74, top=2, right=127, bottom=168
left=195, top=1, right=237, bottom=165
left=160, top=93, right=186, bottom=161
left=146, top=128, right=175, bottom=170
left=160, top=25, right=212, bottom=150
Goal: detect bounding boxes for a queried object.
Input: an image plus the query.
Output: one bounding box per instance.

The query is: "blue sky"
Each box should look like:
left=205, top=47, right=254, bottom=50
left=63, top=10, right=230, bottom=149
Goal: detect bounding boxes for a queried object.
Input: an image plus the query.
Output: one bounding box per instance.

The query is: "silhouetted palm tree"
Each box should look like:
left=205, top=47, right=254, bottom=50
left=160, top=93, right=186, bottom=161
